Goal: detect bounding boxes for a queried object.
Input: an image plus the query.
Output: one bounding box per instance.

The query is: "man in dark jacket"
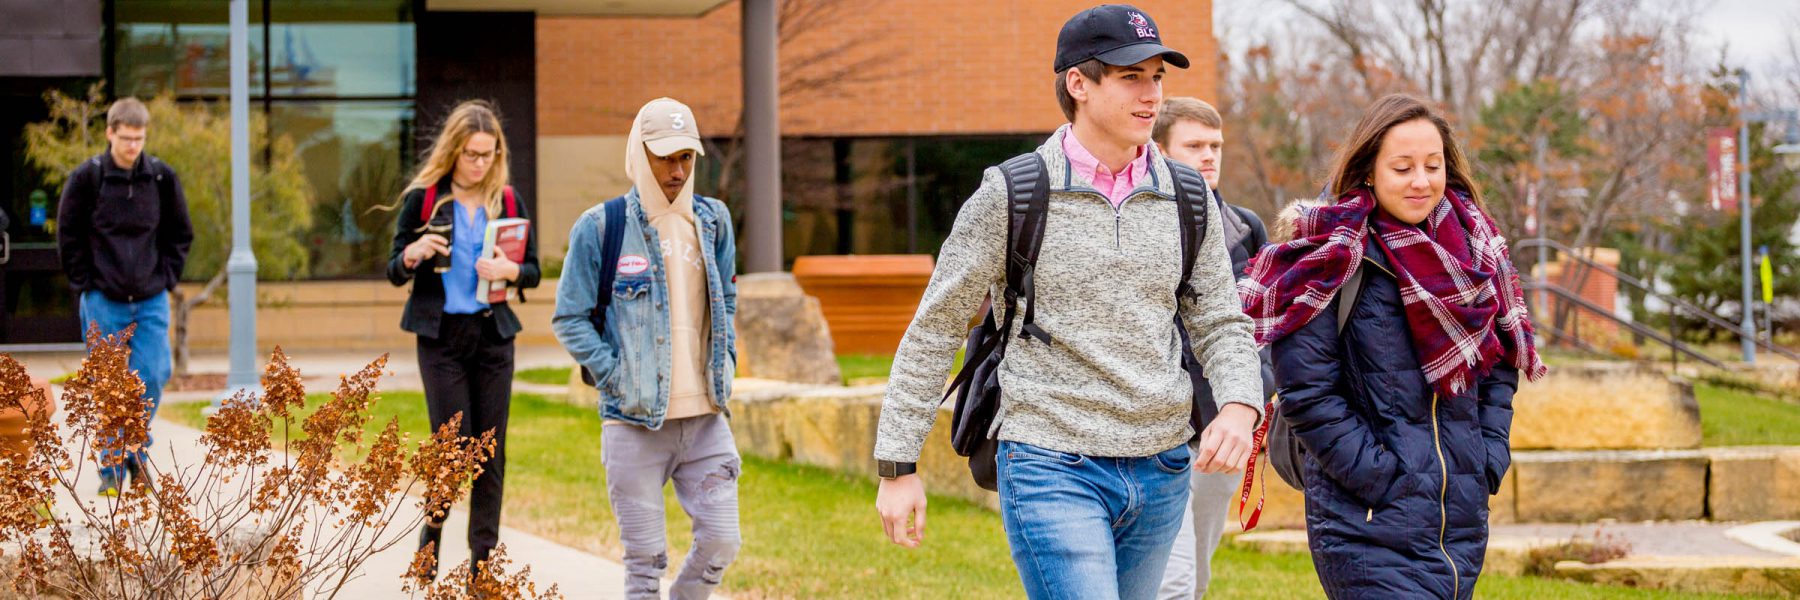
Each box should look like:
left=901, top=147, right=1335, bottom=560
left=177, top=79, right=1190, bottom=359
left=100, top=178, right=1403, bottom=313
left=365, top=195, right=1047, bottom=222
left=56, top=97, right=193, bottom=496
left=1152, top=97, right=1275, bottom=599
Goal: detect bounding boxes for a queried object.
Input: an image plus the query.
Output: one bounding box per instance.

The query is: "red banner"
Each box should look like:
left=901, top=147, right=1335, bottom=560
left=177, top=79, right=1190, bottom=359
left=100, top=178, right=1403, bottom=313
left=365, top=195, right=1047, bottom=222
left=1708, top=128, right=1739, bottom=212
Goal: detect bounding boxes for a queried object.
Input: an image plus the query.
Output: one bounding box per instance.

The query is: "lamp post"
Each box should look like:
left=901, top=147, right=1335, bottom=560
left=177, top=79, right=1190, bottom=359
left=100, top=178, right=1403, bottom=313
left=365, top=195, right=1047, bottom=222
left=1738, top=70, right=1756, bottom=364
left=1734, top=68, right=1800, bottom=364
left=214, top=0, right=258, bottom=410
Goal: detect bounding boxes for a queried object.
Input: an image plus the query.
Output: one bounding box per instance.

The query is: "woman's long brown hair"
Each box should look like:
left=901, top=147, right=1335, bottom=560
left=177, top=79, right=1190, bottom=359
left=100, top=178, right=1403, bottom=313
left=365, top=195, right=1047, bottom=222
left=393, top=100, right=512, bottom=224
left=1324, top=94, right=1484, bottom=211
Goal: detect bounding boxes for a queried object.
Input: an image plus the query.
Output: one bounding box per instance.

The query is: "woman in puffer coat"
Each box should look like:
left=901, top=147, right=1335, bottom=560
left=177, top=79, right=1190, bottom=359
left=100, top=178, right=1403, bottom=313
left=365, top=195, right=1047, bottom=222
left=1239, top=94, right=1547, bottom=599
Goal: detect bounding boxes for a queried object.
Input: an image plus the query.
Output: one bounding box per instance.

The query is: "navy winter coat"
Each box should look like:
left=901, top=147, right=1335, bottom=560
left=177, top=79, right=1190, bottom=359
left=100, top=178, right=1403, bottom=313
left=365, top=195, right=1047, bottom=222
left=1272, top=237, right=1520, bottom=599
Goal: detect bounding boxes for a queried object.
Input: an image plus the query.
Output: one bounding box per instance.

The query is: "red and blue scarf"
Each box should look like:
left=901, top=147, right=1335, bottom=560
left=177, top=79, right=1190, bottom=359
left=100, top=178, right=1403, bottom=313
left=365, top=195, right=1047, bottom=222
left=1239, top=187, right=1547, bottom=396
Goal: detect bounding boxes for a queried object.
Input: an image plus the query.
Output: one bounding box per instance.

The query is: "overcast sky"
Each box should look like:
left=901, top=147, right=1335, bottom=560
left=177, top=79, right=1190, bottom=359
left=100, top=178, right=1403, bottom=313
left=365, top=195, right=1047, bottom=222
left=1694, top=0, right=1800, bottom=86
left=1215, top=0, right=1800, bottom=93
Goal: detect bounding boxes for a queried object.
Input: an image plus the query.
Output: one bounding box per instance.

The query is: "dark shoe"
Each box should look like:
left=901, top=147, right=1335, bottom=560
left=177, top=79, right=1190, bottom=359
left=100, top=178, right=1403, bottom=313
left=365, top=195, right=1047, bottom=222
left=417, top=523, right=444, bottom=580
left=124, top=457, right=151, bottom=493
left=468, top=546, right=492, bottom=597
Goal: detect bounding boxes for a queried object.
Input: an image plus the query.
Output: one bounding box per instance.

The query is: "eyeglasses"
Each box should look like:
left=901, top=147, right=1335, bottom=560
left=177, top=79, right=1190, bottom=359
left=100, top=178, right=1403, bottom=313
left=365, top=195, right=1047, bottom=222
left=461, top=149, right=500, bottom=164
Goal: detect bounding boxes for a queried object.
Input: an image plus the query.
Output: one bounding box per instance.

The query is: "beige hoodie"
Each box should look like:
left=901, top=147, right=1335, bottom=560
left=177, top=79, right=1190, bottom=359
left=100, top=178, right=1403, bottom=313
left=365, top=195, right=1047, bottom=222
left=624, top=108, right=715, bottom=420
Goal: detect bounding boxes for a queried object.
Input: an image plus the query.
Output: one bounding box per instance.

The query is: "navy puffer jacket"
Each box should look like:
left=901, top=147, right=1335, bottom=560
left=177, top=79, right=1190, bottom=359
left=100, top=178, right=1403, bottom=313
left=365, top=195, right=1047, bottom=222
left=1272, top=237, right=1520, bottom=599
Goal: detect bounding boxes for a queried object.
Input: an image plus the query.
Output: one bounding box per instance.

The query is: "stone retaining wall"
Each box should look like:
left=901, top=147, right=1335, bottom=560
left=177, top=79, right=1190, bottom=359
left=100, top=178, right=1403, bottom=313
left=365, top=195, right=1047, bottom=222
left=725, top=379, right=1000, bottom=511
left=593, top=375, right=1794, bottom=525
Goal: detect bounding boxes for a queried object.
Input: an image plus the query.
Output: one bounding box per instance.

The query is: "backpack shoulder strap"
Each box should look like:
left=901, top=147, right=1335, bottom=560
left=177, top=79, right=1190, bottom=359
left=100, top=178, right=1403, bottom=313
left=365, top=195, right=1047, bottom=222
left=420, top=183, right=438, bottom=222
left=1168, top=161, right=1211, bottom=298
left=590, top=198, right=629, bottom=328
left=1336, top=265, right=1365, bottom=332
left=1230, top=204, right=1263, bottom=260
left=998, top=152, right=1051, bottom=345
left=503, top=186, right=518, bottom=218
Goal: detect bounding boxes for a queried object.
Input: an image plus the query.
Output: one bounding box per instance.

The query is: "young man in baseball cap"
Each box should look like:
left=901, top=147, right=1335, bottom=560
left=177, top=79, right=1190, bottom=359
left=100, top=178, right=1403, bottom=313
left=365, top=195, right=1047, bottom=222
left=873, top=5, right=1263, bottom=598
left=553, top=97, right=742, bottom=600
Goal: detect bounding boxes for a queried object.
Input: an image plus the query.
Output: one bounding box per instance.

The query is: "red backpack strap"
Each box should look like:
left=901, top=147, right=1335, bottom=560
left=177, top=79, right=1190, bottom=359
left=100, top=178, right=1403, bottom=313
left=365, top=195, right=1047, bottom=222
left=421, top=184, right=439, bottom=222
left=503, top=186, right=518, bottom=218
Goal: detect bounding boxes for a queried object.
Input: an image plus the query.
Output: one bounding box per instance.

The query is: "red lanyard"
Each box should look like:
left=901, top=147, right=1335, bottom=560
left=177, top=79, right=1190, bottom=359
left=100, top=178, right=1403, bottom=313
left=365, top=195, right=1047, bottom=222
left=1236, top=399, right=1274, bottom=531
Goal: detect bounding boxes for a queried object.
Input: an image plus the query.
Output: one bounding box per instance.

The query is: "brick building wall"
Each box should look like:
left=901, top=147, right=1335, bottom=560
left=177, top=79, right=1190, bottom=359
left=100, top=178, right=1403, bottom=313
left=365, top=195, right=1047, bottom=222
left=530, top=0, right=1218, bottom=259
left=536, top=0, right=1219, bottom=137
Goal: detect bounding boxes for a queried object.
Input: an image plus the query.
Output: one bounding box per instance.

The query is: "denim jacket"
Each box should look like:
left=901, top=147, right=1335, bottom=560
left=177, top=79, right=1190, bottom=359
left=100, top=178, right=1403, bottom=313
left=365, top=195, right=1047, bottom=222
left=553, top=189, right=738, bottom=429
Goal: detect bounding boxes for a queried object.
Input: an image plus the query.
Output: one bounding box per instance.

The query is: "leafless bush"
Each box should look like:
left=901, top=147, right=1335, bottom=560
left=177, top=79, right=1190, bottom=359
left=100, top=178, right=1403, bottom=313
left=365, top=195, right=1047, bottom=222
left=0, top=326, right=559, bottom=599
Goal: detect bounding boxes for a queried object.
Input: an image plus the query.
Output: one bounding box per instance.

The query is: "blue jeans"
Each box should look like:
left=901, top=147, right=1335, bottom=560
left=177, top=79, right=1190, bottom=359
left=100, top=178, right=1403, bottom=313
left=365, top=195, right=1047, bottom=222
left=79, top=290, right=170, bottom=482
left=997, top=441, right=1193, bottom=600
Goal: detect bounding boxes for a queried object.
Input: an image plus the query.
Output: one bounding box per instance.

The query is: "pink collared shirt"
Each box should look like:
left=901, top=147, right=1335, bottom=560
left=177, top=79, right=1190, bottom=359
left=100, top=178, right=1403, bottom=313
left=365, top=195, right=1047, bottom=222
left=1061, top=126, right=1150, bottom=208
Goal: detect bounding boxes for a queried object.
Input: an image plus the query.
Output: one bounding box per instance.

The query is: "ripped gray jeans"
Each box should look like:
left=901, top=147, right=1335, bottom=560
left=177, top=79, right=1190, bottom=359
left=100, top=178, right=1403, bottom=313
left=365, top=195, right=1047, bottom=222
left=601, top=413, right=742, bottom=600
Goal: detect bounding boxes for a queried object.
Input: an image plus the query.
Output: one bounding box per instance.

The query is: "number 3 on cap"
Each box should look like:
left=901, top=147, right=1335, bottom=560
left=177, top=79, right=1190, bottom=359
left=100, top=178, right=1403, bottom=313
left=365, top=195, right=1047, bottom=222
left=670, top=113, right=685, bottom=130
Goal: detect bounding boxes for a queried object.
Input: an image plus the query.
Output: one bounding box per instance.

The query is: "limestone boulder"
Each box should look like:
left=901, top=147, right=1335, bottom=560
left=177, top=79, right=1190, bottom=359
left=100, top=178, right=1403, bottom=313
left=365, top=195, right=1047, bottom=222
left=728, top=381, right=1000, bottom=510
left=1510, top=372, right=1701, bottom=450
left=1704, top=446, right=1800, bottom=521
left=1554, top=556, right=1800, bottom=597
left=734, top=273, right=843, bottom=386
left=1513, top=449, right=1707, bottom=522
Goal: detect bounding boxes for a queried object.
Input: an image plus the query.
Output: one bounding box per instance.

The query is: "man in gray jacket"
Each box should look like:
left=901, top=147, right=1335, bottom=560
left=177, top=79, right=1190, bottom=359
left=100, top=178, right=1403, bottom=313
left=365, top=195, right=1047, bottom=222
left=872, top=6, right=1263, bottom=599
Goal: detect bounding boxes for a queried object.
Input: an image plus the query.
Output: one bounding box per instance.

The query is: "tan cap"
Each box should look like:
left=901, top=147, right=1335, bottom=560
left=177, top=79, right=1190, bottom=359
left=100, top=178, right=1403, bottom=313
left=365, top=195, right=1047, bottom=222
left=637, top=97, right=705, bottom=157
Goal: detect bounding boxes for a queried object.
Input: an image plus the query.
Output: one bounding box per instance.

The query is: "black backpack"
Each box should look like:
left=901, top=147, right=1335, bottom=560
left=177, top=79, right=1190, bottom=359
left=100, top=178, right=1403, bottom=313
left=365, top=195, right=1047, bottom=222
left=943, top=152, right=1214, bottom=491
left=578, top=198, right=629, bottom=387
left=1265, top=264, right=1365, bottom=491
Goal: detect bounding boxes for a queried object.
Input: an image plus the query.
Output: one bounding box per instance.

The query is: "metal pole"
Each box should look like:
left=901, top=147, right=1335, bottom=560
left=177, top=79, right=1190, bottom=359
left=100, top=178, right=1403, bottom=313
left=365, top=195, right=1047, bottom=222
left=1533, top=135, right=1549, bottom=337
left=216, top=0, right=259, bottom=408
left=742, top=0, right=782, bottom=272
left=1739, top=70, right=1757, bottom=365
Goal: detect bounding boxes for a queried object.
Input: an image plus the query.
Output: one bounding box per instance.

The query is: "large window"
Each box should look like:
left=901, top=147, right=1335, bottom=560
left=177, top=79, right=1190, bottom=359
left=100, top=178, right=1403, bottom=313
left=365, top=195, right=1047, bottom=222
left=113, top=0, right=415, bottom=279
left=705, top=135, right=1038, bottom=267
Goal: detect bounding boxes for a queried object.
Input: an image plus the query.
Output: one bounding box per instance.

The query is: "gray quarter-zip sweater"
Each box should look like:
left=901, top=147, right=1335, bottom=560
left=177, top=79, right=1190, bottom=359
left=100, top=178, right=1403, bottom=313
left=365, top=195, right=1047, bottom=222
left=873, top=127, right=1264, bottom=462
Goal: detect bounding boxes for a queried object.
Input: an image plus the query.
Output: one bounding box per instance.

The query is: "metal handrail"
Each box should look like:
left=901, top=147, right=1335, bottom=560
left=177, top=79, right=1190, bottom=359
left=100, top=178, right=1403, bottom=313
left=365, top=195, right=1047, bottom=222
left=1515, top=237, right=1800, bottom=363
left=1521, top=281, right=1727, bottom=368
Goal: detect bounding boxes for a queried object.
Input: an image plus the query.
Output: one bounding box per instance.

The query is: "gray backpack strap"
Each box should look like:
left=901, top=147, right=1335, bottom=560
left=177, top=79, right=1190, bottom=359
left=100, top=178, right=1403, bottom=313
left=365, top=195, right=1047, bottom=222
left=1336, top=265, right=1365, bottom=332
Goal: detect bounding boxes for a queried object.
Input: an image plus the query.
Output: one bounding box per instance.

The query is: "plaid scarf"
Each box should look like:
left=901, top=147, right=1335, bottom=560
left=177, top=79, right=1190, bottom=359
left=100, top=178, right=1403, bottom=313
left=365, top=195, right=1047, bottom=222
left=1239, top=187, right=1547, bottom=396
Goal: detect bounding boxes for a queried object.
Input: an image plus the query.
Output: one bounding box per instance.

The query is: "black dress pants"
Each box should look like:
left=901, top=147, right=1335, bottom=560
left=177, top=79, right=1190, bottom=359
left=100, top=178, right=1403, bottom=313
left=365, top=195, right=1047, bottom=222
left=416, top=312, right=515, bottom=556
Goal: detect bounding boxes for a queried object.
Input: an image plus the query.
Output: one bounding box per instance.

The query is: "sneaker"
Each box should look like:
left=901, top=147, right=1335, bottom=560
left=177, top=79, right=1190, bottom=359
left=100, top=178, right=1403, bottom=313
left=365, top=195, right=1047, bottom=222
left=96, top=473, right=120, bottom=498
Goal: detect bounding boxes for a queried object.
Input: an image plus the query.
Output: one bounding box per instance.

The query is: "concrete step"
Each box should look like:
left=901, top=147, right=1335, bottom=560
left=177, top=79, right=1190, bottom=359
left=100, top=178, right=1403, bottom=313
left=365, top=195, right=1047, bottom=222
left=1554, top=556, right=1800, bottom=596
left=1235, top=521, right=1800, bottom=596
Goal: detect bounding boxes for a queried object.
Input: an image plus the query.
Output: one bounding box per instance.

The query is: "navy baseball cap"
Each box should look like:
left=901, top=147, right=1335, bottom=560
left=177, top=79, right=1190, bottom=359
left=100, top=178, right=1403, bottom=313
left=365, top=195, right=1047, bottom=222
left=1054, top=5, right=1190, bottom=73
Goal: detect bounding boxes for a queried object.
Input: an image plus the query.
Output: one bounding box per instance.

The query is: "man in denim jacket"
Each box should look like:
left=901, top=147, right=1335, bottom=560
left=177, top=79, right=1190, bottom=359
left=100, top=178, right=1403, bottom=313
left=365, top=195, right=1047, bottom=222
left=552, top=97, right=740, bottom=600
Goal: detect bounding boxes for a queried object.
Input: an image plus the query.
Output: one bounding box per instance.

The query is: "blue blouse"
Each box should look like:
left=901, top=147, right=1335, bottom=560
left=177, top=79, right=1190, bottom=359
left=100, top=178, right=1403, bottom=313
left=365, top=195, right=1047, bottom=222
left=441, top=202, right=489, bottom=314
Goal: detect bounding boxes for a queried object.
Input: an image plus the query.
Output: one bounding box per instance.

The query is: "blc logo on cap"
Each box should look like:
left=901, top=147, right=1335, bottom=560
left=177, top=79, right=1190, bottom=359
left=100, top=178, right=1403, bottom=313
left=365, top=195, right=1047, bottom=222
left=1128, top=12, right=1156, bottom=39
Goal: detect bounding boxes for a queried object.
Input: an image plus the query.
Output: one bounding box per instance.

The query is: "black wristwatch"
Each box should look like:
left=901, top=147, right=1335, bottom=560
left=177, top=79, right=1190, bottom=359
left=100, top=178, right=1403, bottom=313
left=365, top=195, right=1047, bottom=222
left=877, top=460, right=917, bottom=479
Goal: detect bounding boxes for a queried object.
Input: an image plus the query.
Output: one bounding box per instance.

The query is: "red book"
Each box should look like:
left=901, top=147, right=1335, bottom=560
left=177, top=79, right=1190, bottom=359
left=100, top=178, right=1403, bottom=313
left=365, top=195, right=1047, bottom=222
left=479, top=218, right=530, bottom=304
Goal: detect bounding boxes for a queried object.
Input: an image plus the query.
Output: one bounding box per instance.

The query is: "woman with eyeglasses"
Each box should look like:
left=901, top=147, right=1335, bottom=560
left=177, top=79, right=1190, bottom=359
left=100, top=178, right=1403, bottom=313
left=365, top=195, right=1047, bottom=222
left=387, top=99, right=540, bottom=582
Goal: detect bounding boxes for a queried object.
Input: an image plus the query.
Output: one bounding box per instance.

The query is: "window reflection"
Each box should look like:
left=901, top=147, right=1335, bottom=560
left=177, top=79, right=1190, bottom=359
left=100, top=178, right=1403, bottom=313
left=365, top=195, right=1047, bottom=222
left=270, top=102, right=414, bottom=278
left=110, top=0, right=415, bottom=279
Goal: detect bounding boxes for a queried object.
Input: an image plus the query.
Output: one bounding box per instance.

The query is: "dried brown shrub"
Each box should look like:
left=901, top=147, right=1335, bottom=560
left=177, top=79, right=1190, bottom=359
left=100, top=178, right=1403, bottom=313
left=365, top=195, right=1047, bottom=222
left=0, top=328, right=559, bottom=599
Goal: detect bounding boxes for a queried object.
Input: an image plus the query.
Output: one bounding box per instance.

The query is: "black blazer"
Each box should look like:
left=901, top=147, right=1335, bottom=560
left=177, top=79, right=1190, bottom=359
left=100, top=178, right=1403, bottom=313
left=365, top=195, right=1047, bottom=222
left=386, top=178, right=541, bottom=340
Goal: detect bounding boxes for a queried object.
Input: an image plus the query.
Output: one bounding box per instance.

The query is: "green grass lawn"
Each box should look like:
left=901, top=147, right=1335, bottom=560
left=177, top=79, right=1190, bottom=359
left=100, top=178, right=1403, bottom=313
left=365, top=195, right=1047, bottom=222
left=514, top=365, right=573, bottom=386
left=1695, top=382, right=1800, bottom=446
left=834, top=354, right=895, bottom=384
left=161, top=391, right=1775, bottom=599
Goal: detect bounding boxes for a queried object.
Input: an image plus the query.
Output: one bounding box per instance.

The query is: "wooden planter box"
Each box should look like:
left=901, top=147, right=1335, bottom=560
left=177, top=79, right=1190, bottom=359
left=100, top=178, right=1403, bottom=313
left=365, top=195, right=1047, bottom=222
left=791, top=255, right=934, bottom=356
